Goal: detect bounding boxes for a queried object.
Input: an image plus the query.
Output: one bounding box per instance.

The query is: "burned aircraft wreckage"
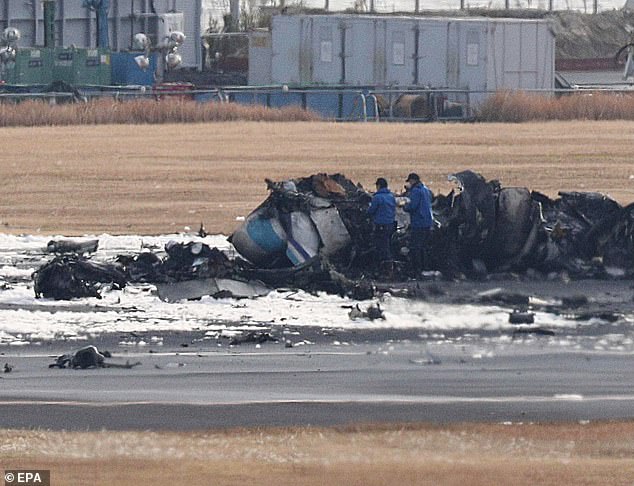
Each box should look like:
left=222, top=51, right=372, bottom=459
left=33, top=171, right=634, bottom=301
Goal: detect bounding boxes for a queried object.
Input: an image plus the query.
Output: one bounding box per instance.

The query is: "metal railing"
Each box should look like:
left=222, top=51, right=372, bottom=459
left=2, top=83, right=634, bottom=122
left=261, top=0, right=616, bottom=14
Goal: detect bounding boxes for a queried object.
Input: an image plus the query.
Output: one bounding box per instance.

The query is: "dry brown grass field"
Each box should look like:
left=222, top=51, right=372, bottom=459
left=0, top=120, right=633, bottom=235
left=3, top=422, right=634, bottom=486
left=478, top=91, right=634, bottom=122
left=0, top=99, right=318, bottom=127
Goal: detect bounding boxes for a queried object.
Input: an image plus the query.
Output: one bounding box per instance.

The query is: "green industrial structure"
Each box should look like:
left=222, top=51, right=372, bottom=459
left=0, top=0, right=185, bottom=87
left=3, top=48, right=52, bottom=84
left=1, top=46, right=111, bottom=86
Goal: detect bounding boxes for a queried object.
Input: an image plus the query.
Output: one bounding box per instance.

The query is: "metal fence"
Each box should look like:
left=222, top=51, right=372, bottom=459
left=257, top=0, right=620, bottom=15
left=0, top=85, right=473, bottom=121
left=0, top=84, right=633, bottom=121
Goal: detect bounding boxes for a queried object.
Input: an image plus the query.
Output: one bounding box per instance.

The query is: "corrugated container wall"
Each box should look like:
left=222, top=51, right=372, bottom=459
left=0, top=0, right=207, bottom=69
left=255, top=14, right=554, bottom=96
left=248, top=31, right=273, bottom=86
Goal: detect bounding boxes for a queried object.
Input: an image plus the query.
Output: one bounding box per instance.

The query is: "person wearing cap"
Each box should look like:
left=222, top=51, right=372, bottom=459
left=367, top=177, right=396, bottom=266
left=403, top=172, right=433, bottom=274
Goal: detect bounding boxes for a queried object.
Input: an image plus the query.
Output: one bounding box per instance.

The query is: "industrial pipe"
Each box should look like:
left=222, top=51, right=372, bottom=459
left=43, top=0, right=55, bottom=48
left=229, top=0, right=240, bottom=31
left=340, top=23, right=346, bottom=84
left=83, top=0, right=110, bottom=48
left=413, top=24, right=419, bottom=84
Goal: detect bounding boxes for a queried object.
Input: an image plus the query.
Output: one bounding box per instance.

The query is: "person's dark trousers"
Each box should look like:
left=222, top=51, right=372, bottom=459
left=409, top=227, right=431, bottom=274
left=374, top=224, right=393, bottom=262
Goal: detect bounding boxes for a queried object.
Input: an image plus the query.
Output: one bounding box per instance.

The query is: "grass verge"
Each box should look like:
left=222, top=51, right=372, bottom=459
left=2, top=422, right=634, bottom=485
left=476, top=91, right=634, bottom=122
left=0, top=98, right=319, bottom=127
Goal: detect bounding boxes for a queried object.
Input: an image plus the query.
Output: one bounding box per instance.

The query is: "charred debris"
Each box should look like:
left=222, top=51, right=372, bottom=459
left=49, top=345, right=141, bottom=369
left=33, top=170, right=634, bottom=301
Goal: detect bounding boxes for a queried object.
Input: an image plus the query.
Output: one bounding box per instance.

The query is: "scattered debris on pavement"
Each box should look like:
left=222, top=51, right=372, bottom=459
left=509, top=311, right=535, bottom=324
left=348, top=303, right=386, bottom=320
left=229, top=331, right=277, bottom=345
left=49, top=345, right=141, bottom=369
left=512, top=327, right=556, bottom=337
left=33, top=256, right=127, bottom=300
left=47, top=239, right=99, bottom=255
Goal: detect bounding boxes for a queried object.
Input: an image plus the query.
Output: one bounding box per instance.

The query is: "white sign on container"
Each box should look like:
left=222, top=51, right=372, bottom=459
left=467, top=43, right=479, bottom=65
left=392, top=41, right=405, bottom=65
left=320, top=40, right=333, bottom=63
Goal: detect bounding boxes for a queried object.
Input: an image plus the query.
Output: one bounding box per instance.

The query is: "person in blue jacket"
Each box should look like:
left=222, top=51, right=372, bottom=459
left=402, top=172, right=433, bottom=274
left=367, top=177, right=396, bottom=264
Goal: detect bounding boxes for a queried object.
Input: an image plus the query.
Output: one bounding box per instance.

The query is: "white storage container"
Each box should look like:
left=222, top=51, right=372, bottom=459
left=258, top=14, right=555, bottom=95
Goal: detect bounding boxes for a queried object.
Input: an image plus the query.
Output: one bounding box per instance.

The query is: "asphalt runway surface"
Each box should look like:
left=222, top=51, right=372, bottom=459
left=2, top=337, right=634, bottom=430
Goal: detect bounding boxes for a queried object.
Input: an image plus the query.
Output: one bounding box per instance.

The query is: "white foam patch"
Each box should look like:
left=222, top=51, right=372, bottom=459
left=0, top=233, right=628, bottom=345
left=0, top=233, right=232, bottom=256
left=0, top=284, right=577, bottom=341
left=0, top=266, right=34, bottom=278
